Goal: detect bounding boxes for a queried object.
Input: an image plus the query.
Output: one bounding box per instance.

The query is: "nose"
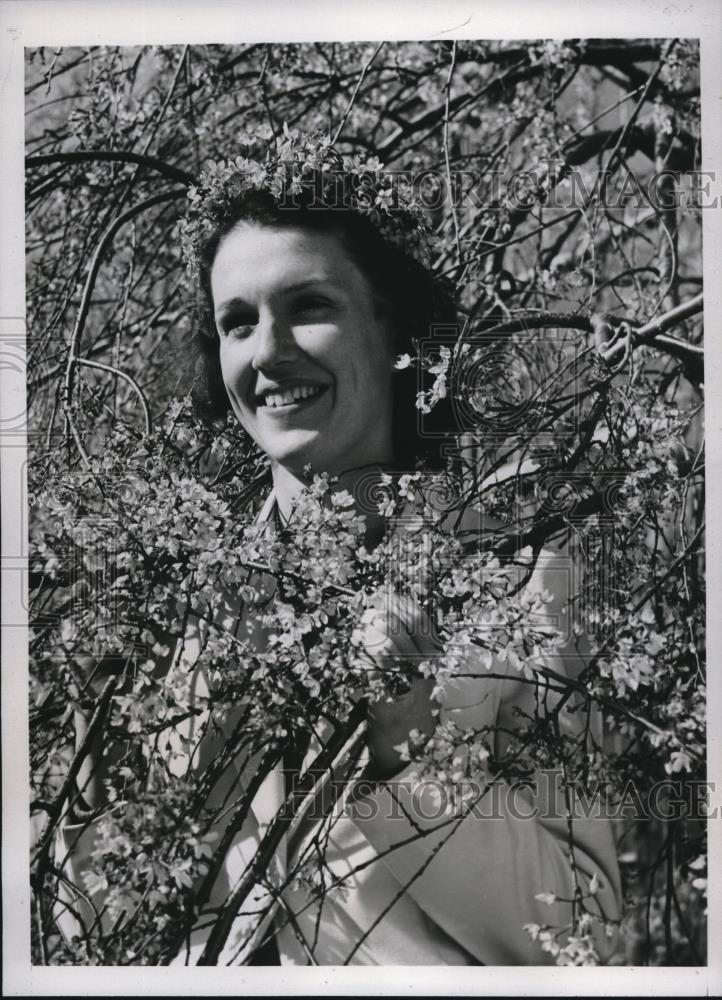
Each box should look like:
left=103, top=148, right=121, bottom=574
left=251, top=309, right=298, bottom=371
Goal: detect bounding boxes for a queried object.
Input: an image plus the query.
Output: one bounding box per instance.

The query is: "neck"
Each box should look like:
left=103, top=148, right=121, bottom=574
left=270, top=463, right=308, bottom=521
left=270, top=462, right=392, bottom=544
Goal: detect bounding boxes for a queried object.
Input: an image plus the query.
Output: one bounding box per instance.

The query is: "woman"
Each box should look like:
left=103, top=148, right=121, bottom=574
left=57, top=132, right=622, bottom=966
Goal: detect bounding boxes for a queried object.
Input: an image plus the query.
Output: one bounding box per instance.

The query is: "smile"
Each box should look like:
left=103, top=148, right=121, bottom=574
left=256, top=384, right=328, bottom=409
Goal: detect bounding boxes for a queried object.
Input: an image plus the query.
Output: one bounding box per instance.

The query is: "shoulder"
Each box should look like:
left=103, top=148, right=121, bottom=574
left=432, top=488, right=571, bottom=622
left=511, top=543, right=573, bottom=629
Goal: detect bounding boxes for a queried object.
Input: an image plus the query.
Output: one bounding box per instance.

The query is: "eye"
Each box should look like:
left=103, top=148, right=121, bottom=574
left=219, top=313, right=257, bottom=339
left=226, top=322, right=255, bottom=339
left=292, top=295, right=332, bottom=317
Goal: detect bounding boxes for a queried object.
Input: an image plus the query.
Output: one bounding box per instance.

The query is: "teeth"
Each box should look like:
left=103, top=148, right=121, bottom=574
left=262, top=385, right=323, bottom=408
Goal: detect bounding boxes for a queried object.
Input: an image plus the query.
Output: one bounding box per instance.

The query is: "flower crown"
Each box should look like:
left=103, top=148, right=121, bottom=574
left=178, top=125, right=437, bottom=277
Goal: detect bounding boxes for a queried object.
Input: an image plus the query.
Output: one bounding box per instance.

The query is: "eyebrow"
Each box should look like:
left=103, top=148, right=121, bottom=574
left=214, top=278, right=341, bottom=323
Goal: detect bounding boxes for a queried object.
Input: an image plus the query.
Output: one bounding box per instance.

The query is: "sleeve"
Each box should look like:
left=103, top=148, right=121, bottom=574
left=51, top=610, right=278, bottom=965
left=346, top=547, right=623, bottom=966
left=53, top=811, right=118, bottom=945
left=53, top=807, right=278, bottom=965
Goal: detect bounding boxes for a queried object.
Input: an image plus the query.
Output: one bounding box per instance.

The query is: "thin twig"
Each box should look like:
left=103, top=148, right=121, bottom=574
left=442, top=41, right=463, bottom=266
left=595, top=40, right=678, bottom=208
left=62, top=189, right=185, bottom=456
left=197, top=703, right=367, bottom=964
left=32, top=677, right=118, bottom=867
left=139, top=46, right=189, bottom=159
left=75, top=357, right=152, bottom=434
left=331, top=43, right=384, bottom=146
left=26, top=150, right=195, bottom=186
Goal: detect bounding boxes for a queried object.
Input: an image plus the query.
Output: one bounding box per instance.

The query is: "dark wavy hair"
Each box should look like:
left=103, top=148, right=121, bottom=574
left=190, top=187, right=460, bottom=470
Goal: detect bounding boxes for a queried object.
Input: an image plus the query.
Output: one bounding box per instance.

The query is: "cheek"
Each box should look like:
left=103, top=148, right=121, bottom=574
left=366, top=316, right=395, bottom=373
left=366, top=338, right=395, bottom=393
left=218, top=344, right=251, bottom=397
left=345, top=318, right=394, bottom=383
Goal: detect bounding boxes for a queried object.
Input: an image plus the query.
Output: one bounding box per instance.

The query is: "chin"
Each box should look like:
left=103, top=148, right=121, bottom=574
left=265, top=438, right=327, bottom=474
left=274, top=450, right=352, bottom=481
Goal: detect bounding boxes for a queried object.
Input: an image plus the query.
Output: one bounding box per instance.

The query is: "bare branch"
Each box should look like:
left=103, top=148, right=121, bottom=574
left=26, top=150, right=195, bottom=187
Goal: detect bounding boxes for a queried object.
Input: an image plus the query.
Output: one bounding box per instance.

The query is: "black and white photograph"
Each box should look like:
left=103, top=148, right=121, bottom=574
left=2, top=0, right=721, bottom=994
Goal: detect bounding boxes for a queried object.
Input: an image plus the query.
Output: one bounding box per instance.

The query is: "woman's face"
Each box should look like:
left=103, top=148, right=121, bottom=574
left=211, top=223, right=396, bottom=476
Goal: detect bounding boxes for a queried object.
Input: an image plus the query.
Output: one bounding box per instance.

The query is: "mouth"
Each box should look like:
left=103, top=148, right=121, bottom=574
left=254, top=383, right=329, bottom=411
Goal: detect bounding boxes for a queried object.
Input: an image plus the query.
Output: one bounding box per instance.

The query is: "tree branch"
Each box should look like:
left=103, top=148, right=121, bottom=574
left=75, top=357, right=152, bottom=434
left=62, top=188, right=186, bottom=452
left=196, top=703, right=367, bottom=965
left=26, top=150, right=196, bottom=187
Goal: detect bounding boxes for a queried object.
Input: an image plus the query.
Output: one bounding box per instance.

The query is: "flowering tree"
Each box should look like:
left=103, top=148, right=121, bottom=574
left=26, top=39, right=705, bottom=965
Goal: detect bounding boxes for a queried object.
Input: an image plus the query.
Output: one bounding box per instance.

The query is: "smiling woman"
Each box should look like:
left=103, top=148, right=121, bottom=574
left=191, top=177, right=460, bottom=475
left=54, top=130, right=623, bottom=967
left=211, top=224, right=396, bottom=487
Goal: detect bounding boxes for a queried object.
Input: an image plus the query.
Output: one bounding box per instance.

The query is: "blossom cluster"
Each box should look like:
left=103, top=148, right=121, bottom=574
left=177, top=125, right=436, bottom=277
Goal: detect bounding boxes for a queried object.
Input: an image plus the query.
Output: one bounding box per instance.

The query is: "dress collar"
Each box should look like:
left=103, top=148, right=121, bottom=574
left=256, top=487, right=277, bottom=525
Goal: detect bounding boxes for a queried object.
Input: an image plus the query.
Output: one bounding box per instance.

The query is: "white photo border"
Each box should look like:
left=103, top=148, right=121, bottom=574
left=2, top=0, right=720, bottom=994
